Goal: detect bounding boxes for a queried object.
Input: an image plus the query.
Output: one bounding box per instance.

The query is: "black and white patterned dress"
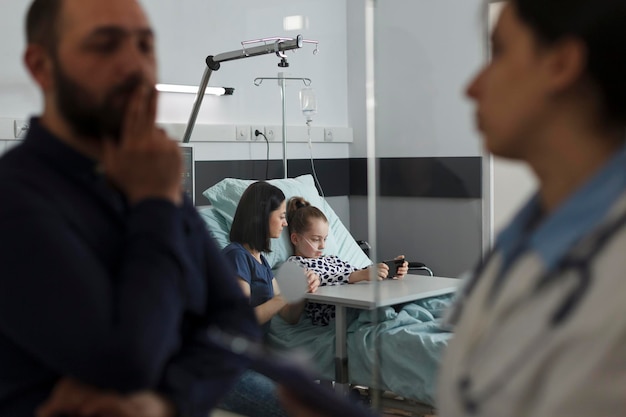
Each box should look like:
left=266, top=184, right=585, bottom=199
left=287, top=255, right=359, bottom=326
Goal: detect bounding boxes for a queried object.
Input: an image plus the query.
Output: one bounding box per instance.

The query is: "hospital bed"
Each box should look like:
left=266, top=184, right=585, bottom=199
left=199, top=175, right=456, bottom=415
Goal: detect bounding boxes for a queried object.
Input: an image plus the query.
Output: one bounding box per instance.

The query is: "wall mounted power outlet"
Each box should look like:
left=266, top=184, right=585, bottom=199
left=324, top=128, right=334, bottom=142
left=235, top=125, right=250, bottom=141
left=264, top=127, right=276, bottom=141
left=14, top=119, right=29, bottom=139
left=251, top=126, right=265, bottom=141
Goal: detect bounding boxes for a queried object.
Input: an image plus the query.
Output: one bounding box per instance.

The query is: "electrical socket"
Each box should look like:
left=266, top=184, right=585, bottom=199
left=235, top=125, right=250, bottom=141
left=265, top=126, right=279, bottom=141
left=324, top=128, right=334, bottom=142
left=14, top=119, right=29, bottom=139
left=251, top=126, right=265, bottom=141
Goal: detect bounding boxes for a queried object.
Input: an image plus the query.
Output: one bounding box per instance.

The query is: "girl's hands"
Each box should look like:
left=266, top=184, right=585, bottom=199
left=376, top=255, right=409, bottom=280
left=374, top=263, right=389, bottom=280
left=305, top=270, right=320, bottom=293
left=393, top=255, right=408, bottom=279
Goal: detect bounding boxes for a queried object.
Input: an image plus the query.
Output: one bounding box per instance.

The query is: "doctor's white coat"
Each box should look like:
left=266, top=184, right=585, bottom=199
left=437, top=195, right=626, bottom=417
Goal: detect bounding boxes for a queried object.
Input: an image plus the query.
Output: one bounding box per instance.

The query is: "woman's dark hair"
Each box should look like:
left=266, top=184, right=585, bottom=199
left=230, top=181, right=285, bottom=253
left=513, top=0, right=626, bottom=124
left=287, top=197, right=328, bottom=237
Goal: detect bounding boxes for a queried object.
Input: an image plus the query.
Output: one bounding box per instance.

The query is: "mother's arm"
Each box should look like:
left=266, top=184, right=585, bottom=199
left=237, top=277, right=287, bottom=325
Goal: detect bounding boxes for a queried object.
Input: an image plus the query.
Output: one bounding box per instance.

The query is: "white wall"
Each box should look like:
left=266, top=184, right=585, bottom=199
left=374, top=0, right=484, bottom=159
left=492, top=157, right=536, bottom=234
left=0, top=1, right=350, bottom=131
left=0, top=2, right=40, bottom=120
left=140, top=0, right=349, bottom=129
left=346, top=0, right=368, bottom=158
left=347, top=0, right=486, bottom=277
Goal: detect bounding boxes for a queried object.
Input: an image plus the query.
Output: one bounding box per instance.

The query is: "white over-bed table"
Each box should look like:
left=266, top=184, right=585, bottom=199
left=304, top=274, right=459, bottom=394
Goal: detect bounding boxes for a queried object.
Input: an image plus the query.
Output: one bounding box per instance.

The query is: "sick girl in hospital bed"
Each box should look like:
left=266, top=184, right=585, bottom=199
left=285, top=196, right=409, bottom=326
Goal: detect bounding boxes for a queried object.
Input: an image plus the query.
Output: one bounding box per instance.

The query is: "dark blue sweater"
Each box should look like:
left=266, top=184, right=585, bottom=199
left=0, top=118, right=260, bottom=417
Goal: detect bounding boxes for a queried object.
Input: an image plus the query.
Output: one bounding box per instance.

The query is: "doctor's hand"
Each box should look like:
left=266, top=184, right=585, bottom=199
left=103, top=82, right=183, bottom=207
left=305, top=270, right=320, bottom=293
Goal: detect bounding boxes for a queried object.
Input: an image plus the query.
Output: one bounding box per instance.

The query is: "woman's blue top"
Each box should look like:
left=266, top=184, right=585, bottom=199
left=222, top=242, right=275, bottom=333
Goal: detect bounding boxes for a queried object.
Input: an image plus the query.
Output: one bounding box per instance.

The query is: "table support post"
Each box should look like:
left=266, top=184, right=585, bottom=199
left=334, top=306, right=349, bottom=395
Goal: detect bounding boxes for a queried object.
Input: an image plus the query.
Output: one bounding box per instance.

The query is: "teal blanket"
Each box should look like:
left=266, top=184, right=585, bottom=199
left=267, top=295, right=454, bottom=406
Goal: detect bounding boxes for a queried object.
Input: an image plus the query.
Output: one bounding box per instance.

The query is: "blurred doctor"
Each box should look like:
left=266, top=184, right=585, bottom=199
left=438, top=0, right=626, bottom=416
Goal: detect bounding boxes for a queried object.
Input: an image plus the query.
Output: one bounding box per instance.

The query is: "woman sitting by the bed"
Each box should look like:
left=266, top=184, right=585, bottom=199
left=286, top=196, right=409, bottom=326
left=218, top=182, right=319, bottom=417
left=222, top=182, right=320, bottom=328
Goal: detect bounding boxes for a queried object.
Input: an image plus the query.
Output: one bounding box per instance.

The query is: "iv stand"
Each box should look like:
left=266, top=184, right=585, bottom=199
left=181, top=35, right=319, bottom=143
left=253, top=76, right=311, bottom=178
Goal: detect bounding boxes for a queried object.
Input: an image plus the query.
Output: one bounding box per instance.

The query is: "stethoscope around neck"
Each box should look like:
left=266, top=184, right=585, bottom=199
left=454, top=209, right=626, bottom=415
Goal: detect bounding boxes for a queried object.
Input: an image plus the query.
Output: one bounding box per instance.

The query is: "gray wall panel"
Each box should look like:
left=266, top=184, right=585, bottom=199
left=350, top=196, right=481, bottom=277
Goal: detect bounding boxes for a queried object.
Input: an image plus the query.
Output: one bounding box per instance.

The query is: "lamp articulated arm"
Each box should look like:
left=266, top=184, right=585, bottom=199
left=182, top=35, right=312, bottom=143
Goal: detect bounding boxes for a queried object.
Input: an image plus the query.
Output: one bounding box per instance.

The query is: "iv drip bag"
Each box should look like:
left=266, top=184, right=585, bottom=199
left=300, top=87, right=317, bottom=122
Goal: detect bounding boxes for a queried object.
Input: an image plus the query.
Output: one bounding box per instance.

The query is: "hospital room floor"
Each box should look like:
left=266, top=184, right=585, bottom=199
left=349, top=386, right=436, bottom=417
left=380, top=405, right=436, bottom=417
left=211, top=407, right=435, bottom=417
left=210, top=388, right=437, bottom=417
left=209, top=404, right=420, bottom=416
left=381, top=410, right=435, bottom=417
left=211, top=410, right=244, bottom=417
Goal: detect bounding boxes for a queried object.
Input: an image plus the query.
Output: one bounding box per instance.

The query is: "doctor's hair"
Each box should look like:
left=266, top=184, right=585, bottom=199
left=512, top=0, right=626, bottom=125
left=230, top=181, right=285, bottom=253
left=26, top=0, right=63, bottom=52
left=287, top=197, right=328, bottom=236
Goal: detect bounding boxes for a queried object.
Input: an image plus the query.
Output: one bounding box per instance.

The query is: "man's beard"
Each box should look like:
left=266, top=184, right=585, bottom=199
left=53, top=59, right=143, bottom=143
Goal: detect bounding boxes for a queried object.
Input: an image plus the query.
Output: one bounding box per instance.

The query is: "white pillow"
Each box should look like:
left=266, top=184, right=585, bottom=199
left=200, top=174, right=372, bottom=270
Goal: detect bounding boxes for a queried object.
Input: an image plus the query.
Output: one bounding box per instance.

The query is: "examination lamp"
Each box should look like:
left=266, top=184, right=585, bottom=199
left=156, top=83, right=234, bottom=96
left=181, top=35, right=319, bottom=144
